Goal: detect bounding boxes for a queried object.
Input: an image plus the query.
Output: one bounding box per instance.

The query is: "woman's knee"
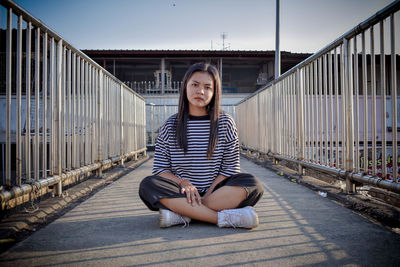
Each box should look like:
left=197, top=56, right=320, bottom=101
left=139, top=175, right=153, bottom=188
left=234, top=173, right=264, bottom=203
left=252, top=176, right=264, bottom=195
left=243, top=173, right=263, bottom=190
left=139, top=175, right=159, bottom=195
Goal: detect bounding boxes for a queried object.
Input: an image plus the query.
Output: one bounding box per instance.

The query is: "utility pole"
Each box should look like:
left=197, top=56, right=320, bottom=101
left=221, top=32, right=229, bottom=50
left=275, top=0, right=281, bottom=79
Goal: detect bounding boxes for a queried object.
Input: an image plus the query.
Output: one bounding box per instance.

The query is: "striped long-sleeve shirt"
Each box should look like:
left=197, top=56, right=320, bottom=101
left=152, top=112, right=240, bottom=193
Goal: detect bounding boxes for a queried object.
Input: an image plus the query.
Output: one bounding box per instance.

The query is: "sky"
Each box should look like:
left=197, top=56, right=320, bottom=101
left=11, top=0, right=396, bottom=53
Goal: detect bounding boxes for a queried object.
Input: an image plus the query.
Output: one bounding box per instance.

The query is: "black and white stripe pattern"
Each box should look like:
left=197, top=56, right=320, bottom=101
left=152, top=113, right=240, bottom=192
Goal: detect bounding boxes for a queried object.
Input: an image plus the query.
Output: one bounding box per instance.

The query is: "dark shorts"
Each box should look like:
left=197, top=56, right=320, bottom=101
left=139, top=173, right=264, bottom=211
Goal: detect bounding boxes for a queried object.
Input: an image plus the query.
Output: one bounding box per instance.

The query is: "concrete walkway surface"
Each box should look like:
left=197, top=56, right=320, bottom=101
left=0, top=157, right=399, bottom=266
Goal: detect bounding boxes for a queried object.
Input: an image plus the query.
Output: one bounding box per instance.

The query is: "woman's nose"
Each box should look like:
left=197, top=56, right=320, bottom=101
left=197, top=86, right=205, bottom=94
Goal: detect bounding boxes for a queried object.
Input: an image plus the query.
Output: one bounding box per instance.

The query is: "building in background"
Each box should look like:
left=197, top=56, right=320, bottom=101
left=83, top=49, right=311, bottom=105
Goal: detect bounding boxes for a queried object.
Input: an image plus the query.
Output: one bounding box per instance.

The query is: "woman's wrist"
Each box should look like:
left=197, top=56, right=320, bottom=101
left=178, top=179, right=190, bottom=187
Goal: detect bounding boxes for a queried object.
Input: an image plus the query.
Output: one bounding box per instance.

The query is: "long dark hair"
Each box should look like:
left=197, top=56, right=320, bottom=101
left=176, top=62, right=221, bottom=159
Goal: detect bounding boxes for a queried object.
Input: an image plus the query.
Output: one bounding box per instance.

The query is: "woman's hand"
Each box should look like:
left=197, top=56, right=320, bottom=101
left=179, top=180, right=202, bottom=206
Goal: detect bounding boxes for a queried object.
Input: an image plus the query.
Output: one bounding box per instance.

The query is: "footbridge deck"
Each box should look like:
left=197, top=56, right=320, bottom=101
left=1, top=157, right=399, bottom=266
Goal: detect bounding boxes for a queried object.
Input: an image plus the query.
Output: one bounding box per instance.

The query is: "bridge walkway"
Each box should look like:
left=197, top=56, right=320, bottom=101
left=0, top=157, right=399, bottom=266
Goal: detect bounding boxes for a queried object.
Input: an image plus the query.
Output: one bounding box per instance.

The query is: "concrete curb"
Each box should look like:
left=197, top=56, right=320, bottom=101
left=0, top=155, right=151, bottom=253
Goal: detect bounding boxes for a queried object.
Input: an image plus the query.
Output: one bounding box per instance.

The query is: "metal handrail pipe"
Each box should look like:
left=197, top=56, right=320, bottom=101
left=0, top=177, right=61, bottom=206
left=101, top=159, right=113, bottom=170
left=100, top=147, right=147, bottom=169
left=124, top=148, right=147, bottom=158
left=269, top=153, right=346, bottom=177
left=242, top=146, right=348, bottom=177
left=111, top=156, right=122, bottom=163
left=0, top=162, right=102, bottom=205
left=1, top=0, right=144, bottom=101
left=238, top=0, right=400, bottom=105
left=350, top=173, right=400, bottom=193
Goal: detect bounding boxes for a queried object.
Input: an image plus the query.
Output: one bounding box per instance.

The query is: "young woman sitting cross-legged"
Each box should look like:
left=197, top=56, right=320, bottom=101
left=139, top=62, right=264, bottom=228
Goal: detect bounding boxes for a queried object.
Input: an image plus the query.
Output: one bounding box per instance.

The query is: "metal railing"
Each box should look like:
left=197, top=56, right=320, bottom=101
left=124, top=81, right=183, bottom=95
left=0, top=0, right=147, bottom=206
left=147, top=104, right=237, bottom=146
left=237, top=0, right=400, bottom=194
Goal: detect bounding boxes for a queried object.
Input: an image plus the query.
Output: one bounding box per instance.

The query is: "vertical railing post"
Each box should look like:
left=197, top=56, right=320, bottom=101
left=5, top=7, right=12, bottom=186
left=84, top=62, right=89, bottom=165
left=34, top=27, right=40, bottom=181
left=120, top=84, right=124, bottom=166
left=380, top=21, right=387, bottom=180
left=55, top=39, right=63, bottom=196
left=329, top=52, right=334, bottom=168
left=90, top=68, right=94, bottom=164
left=344, top=38, right=355, bottom=193
left=97, top=71, right=103, bottom=177
left=77, top=56, right=82, bottom=168
left=161, top=58, right=165, bottom=94
left=371, top=26, right=377, bottom=177
left=71, top=53, right=76, bottom=170
left=134, top=95, right=138, bottom=160
left=49, top=37, right=54, bottom=176
left=67, top=50, right=72, bottom=171
left=391, top=13, right=397, bottom=183
left=61, top=47, right=66, bottom=175
left=273, top=82, right=279, bottom=164
left=16, top=15, right=23, bottom=185
left=257, top=94, right=261, bottom=154
left=143, top=100, right=147, bottom=156
left=297, top=68, right=305, bottom=175
left=85, top=62, right=93, bottom=165
left=353, top=37, right=360, bottom=173
left=42, top=32, right=48, bottom=179
left=150, top=103, right=155, bottom=146
left=361, top=32, right=368, bottom=174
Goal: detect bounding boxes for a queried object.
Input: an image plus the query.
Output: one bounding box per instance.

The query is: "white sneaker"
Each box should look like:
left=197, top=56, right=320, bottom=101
left=159, top=209, right=191, bottom=228
left=217, top=206, right=259, bottom=229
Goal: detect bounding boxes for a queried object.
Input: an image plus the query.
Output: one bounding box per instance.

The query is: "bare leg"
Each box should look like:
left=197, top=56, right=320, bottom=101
left=159, top=186, right=247, bottom=224
left=202, top=186, right=247, bottom=211
left=159, top=198, right=218, bottom=224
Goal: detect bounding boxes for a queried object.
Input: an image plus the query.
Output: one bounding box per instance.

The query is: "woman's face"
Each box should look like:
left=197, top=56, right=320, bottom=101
left=186, top=71, right=215, bottom=116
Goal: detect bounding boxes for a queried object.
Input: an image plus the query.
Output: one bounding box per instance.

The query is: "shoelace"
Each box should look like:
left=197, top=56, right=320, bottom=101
left=179, top=216, right=189, bottom=228
left=226, top=217, right=236, bottom=228
left=224, top=210, right=243, bottom=228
